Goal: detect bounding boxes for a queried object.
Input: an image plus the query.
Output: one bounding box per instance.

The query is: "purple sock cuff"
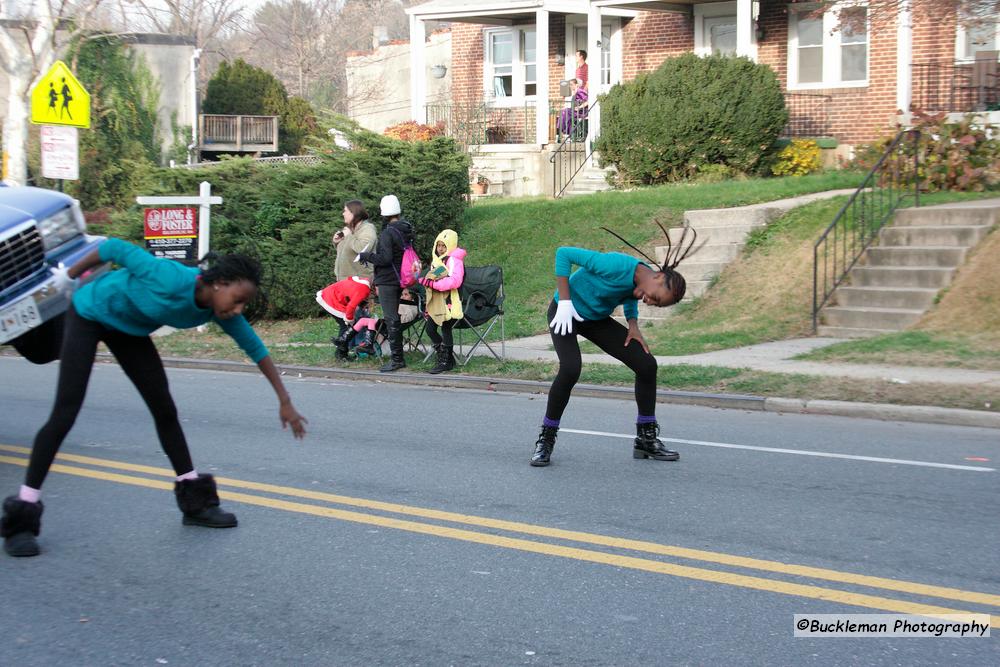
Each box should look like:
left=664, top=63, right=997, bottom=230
left=636, top=415, right=657, bottom=424
left=542, top=417, right=561, bottom=428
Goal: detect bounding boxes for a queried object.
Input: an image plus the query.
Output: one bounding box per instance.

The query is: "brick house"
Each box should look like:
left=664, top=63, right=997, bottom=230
left=405, top=0, right=999, bottom=196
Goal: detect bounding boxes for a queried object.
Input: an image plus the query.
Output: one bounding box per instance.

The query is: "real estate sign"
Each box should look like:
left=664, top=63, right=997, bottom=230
left=144, top=207, right=198, bottom=262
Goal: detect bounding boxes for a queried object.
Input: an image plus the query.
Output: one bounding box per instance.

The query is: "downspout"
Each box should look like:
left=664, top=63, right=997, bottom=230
left=187, top=47, right=202, bottom=165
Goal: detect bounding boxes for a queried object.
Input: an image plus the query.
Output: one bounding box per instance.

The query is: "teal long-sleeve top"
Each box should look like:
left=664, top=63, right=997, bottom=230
left=72, top=238, right=269, bottom=363
left=552, top=247, right=641, bottom=321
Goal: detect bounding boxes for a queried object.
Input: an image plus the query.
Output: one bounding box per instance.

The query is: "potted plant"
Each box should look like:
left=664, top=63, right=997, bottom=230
left=471, top=172, right=490, bottom=195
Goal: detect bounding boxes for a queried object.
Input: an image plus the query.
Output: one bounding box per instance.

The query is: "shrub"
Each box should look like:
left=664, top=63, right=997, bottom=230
left=122, top=122, right=469, bottom=318
left=771, top=139, right=822, bottom=177
left=852, top=110, right=1000, bottom=192
left=384, top=121, right=446, bottom=142
left=595, top=53, right=787, bottom=185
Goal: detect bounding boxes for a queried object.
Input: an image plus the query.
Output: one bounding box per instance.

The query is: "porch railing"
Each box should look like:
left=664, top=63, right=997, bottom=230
left=782, top=92, right=832, bottom=137
left=812, top=129, right=922, bottom=331
left=549, top=99, right=599, bottom=198
left=200, top=115, right=279, bottom=152
left=911, top=59, right=1000, bottom=112
left=425, top=100, right=548, bottom=150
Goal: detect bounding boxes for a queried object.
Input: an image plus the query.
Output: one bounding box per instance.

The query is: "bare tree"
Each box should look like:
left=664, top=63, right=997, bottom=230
left=115, top=0, right=243, bottom=46
left=0, top=0, right=104, bottom=184
left=244, top=0, right=337, bottom=99
left=220, top=0, right=409, bottom=114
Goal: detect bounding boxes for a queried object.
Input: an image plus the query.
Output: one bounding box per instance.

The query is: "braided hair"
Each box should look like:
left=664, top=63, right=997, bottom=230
left=601, top=220, right=702, bottom=303
left=200, top=253, right=263, bottom=287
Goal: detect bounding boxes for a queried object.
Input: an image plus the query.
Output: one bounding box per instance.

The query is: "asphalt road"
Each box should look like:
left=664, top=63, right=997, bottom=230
left=1, top=356, right=997, bottom=666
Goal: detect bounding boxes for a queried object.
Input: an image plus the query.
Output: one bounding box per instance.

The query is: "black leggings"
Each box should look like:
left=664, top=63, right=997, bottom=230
left=24, top=305, right=193, bottom=489
left=544, top=300, right=658, bottom=422
left=425, top=319, right=457, bottom=347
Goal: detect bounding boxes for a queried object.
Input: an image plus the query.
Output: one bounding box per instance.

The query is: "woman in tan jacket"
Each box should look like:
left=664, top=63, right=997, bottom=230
left=333, top=200, right=378, bottom=281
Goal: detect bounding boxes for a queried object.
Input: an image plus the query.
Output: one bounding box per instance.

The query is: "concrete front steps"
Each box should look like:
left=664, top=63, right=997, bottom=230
left=817, top=201, right=999, bottom=338
left=619, top=189, right=856, bottom=321
left=563, top=164, right=614, bottom=196
left=469, top=155, right=525, bottom=198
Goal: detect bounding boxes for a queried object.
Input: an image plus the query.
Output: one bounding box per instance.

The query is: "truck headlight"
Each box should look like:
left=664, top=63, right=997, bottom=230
left=38, top=207, right=80, bottom=250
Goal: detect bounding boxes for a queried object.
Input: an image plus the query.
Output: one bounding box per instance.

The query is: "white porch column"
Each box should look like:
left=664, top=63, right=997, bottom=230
left=736, top=0, right=754, bottom=58
left=896, top=0, right=913, bottom=117
left=587, top=5, right=602, bottom=154
left=536, top=9, right=550, bottom=145
left=410, top=15, right=427, bottom=123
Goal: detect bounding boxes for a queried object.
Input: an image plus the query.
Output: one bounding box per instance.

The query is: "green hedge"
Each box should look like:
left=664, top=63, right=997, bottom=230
left=99, top=124, right=470, bottom=318
left=595, top=53, right=788, bottom=184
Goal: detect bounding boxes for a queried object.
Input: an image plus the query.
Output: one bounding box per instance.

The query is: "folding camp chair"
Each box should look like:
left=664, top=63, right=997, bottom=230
left=449, top=265, right=506, bottom=365
left=366, top=286, right=430, bottom=358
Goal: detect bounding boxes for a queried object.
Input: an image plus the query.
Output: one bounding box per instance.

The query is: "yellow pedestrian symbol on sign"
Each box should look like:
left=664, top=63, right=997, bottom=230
left=31, top=61, right=90, bottom=129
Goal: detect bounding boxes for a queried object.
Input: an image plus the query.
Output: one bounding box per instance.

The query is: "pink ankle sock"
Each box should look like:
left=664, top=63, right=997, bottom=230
left=176, top=470, right=199, bottom=482
left=19, top=485, right=41, bottom=503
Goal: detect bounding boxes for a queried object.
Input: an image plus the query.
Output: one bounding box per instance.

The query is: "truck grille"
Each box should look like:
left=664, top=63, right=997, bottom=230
left=0, top=225, right=45, bottom=292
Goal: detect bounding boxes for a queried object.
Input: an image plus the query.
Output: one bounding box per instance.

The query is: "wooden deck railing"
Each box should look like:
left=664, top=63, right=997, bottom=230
left=199, top=115, right=279, bottom=152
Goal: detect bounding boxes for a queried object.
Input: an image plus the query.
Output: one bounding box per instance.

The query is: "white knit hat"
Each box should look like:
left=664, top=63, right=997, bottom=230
left=380, top=194, right=401, bottom=216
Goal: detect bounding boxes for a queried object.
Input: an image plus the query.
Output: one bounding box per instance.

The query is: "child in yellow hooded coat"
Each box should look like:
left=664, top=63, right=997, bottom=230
left=418, top=229, right=466, bottom=373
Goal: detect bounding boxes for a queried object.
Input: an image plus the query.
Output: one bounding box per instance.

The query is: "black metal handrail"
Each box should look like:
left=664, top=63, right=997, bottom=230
left=812, top=129, right=922, bottom=331
left=549, top=99, right=599, bottom=198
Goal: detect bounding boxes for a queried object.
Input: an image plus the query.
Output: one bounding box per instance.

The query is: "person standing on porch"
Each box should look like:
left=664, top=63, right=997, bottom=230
left=575, top=50, right=589, bottom=92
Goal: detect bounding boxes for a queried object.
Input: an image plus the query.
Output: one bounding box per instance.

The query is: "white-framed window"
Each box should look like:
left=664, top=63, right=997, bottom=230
left=484, top=27, right=537, bottom=103
left=955, top=16, right=1000, bottom=62
left=787, top=2, right=869, bottom=89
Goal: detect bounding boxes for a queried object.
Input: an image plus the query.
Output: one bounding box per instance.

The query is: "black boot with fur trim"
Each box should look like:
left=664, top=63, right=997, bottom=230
left=2, top=496, right=43, bottom=557
left=174, top=474, right=238, bottom=528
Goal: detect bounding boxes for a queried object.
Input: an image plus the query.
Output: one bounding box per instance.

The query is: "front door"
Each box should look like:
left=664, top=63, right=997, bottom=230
left=571, top=21, right=614, bottom=92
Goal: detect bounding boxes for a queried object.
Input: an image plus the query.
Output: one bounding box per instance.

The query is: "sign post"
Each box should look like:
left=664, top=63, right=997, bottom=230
left=136, top=182, right=222, bottom=261
left=30, top=60, right=91, bottom=191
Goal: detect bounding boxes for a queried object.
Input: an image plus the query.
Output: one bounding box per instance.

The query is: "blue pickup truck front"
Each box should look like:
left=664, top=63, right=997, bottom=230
left=0, top=186, right=107, bottom=363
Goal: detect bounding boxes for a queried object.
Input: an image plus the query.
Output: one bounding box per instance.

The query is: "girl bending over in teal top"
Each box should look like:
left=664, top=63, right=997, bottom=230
left=531, top=224, right=699, bottom=467
left=2, top=239, right=307, bottom=557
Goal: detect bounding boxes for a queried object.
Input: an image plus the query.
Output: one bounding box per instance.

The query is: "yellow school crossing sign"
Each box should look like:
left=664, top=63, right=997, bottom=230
left=30, top=61, right=90, bottom=129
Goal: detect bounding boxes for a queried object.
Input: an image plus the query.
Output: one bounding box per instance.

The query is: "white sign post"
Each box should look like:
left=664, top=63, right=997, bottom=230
left=136, top=181, right=222, bottom=260
left=40, top=126, right=79, bottom=181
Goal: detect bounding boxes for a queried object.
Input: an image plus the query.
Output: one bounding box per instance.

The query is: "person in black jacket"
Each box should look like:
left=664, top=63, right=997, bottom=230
left=358, top=194, right=415, bottom=372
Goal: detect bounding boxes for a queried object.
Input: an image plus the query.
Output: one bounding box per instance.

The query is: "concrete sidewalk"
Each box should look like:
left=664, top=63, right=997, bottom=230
left=487, top=333, right=1000, bottom=388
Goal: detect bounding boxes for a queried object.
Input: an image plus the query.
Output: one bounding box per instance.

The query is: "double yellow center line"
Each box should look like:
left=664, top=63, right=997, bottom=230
left=1, top=443, right=997, bottom=627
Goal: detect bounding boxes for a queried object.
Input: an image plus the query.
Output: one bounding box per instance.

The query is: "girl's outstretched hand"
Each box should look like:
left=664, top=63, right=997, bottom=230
left=280, top=403, right=308, bottom=439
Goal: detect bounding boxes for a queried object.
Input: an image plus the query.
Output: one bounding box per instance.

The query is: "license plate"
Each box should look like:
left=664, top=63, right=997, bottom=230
left=0, top=296, right=42, bottom=344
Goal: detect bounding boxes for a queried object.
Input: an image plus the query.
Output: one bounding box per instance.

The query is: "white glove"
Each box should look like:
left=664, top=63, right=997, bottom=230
left=51, top=263, right=79, bottom=294
left=549, top=299, right=583, bottom=335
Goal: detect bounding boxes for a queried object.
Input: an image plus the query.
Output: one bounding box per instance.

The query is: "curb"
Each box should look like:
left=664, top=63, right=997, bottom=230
left=150, top=355, right=1000, bottom=431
